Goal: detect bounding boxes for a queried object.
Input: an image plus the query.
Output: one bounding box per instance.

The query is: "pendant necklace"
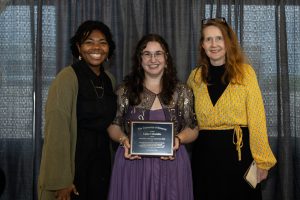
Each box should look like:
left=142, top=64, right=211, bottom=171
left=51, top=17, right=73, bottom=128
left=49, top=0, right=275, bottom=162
left=90, top=79, right=104, bottom=99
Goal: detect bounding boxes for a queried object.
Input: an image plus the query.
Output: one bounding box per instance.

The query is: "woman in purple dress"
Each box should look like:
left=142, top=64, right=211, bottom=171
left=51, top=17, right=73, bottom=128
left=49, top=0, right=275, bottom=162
left=107, top=34, right=198, bottom=200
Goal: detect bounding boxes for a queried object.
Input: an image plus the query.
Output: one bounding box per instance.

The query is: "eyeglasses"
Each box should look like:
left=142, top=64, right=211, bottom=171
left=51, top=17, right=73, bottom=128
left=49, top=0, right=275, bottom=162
left=141, top=51, right=165, bottom=60
left=201, top=17, right=227, bottom=25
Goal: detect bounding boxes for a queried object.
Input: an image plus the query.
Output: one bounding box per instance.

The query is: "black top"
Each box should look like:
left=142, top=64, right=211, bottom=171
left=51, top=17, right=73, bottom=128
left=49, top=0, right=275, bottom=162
left=71, top=60, right=117, bottom=199
left=72, top=60, right=117, bottom=133
left=207, top=64, right=229, bottom=106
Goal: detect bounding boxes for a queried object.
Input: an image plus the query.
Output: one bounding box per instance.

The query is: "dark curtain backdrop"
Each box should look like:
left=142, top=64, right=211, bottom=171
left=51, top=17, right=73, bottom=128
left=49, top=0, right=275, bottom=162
left=0, top=0, right=299, bottom=200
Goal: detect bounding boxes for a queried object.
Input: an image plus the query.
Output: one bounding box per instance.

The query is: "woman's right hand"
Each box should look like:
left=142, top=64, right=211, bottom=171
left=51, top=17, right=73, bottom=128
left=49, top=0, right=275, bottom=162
left=123, top=137, right=141, bottom=160
left=55, top=184, right=79, bottom=200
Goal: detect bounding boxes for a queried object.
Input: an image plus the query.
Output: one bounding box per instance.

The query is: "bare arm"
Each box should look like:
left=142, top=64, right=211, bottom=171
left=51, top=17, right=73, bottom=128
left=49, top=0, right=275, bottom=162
left=107, top=124, right=127, bottom=145
left=160, top=126, right=198, bottom=160
left=160, top=84, right=199, bottom=160
left=107, top=124, right=141, bottom=160
left=176, top=127, right=199, bottom=145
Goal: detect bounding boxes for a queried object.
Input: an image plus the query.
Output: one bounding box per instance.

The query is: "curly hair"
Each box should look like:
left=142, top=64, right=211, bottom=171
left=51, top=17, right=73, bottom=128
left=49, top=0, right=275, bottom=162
left=70, top=20, right=116, bottom=59
left=124, top=34, right=178, bottom=105
left=198, top=19, right=247, bottom=84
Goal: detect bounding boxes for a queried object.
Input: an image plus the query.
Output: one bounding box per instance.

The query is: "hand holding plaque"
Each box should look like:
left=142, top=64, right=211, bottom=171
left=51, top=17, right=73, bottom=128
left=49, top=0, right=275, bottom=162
left=130, top=121, right=174, bottom=156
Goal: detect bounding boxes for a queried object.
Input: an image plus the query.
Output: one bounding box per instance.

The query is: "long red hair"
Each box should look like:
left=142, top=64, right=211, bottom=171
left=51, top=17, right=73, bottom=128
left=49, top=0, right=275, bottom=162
left=197, top=19, right=248, bottom=84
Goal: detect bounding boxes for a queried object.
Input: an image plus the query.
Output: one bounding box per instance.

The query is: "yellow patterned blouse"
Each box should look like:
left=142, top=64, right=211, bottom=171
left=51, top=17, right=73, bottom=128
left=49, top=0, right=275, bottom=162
left=187, top=64, right=276, bottom=170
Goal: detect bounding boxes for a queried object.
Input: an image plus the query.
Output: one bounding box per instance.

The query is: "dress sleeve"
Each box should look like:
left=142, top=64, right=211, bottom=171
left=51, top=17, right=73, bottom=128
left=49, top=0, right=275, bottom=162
left=112, top=85, right=128, bottom=127
left=245, top=65, right=277, bottom=170
left=178, top=84, right=197, bottom=130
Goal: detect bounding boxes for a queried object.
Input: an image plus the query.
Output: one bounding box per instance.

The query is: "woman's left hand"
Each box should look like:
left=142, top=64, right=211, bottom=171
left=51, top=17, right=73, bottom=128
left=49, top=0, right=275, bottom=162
left=160, top=136, right=180, bottom=160
left=257, top=167, right=268, bottom=183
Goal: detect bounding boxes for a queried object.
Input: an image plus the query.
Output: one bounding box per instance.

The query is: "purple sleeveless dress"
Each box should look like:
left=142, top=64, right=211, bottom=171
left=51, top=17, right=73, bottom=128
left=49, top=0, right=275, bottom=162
left=108, top=109, right=194, bottom=200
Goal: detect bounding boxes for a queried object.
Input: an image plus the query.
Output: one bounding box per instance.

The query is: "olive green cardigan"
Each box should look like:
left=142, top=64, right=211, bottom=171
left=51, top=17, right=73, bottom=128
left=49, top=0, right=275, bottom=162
left=38, top=66, right=115, bottom=199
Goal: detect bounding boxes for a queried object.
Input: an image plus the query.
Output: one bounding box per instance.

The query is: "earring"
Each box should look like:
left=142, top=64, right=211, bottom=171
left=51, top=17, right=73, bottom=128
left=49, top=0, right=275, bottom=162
left=106, top=58, right=109, bottom=62
left=78, top=55, right=82, bottom=60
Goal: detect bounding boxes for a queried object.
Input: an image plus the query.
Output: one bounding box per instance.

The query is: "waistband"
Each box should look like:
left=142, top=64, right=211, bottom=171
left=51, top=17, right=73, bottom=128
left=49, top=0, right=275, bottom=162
left=199, top=125, right=247, bottom=161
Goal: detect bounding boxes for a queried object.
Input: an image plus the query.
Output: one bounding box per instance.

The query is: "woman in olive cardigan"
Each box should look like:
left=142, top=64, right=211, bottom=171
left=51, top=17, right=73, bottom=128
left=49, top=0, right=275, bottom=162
left=38, top=20, right=117, bottom=200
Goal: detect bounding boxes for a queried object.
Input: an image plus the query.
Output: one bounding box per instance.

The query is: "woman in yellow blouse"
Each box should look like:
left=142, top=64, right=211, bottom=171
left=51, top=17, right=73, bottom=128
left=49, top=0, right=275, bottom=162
left=187, top=17, right=276, bottom=200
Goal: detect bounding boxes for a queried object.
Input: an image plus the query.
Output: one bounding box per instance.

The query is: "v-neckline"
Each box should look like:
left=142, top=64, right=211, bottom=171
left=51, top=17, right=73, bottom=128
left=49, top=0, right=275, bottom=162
left=206, top=83, right=229, bottom=107
left=206, top=64, right=228, bottom=107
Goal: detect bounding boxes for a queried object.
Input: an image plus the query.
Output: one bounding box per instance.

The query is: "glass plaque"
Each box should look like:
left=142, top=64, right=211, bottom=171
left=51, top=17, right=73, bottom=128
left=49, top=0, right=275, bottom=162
left=130, top=121, right=174, bottom=156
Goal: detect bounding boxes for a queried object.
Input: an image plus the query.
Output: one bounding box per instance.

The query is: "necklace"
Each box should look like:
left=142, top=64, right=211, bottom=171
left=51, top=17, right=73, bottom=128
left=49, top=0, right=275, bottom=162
left=90, top=79, right=104, bottom=99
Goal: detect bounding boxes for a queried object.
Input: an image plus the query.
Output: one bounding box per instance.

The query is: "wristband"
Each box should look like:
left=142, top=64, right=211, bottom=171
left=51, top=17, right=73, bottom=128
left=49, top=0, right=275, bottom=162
left=119, top=135, right=128, bottom=146
left=175, top=135, right=181, bottom=145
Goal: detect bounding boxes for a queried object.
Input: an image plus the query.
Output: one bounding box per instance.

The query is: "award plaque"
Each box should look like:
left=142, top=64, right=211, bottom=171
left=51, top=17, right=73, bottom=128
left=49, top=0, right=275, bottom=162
left=130, top=121, right=174, bottom=156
